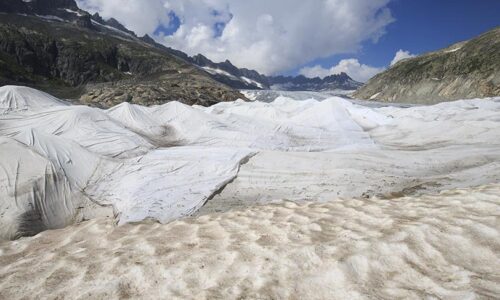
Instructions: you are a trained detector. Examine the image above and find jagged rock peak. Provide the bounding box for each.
[89,12,136,36]
[192,54,212,65]
[140,34,156,45]
[91,12,106,24]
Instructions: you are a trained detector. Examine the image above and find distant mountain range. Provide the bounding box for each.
[354,27,500,104]
[144,42,362,91]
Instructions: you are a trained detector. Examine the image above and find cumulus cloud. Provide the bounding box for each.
[390,49,416,66]
[300,59,386,83]
[76,0,394,75]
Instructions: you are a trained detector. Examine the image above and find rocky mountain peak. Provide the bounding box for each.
[192,54,212,65]
[105,17,135,35]
[140,34,156,45]
[91,12,106,23]
[89,12,136,36]
[323,72,351,83]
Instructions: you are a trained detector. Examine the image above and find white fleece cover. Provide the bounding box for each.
[1,86,500,240]
[0,86,254,239]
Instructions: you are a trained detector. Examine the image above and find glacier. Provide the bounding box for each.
[1,85,500,239]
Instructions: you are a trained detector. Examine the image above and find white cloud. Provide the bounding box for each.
[76,0,394,75]
[390,49,416,66]
[299,48,419,82]
[300,59,386,83]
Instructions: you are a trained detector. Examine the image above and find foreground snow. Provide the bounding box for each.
[1,183,499,299]
[1,86,500,239]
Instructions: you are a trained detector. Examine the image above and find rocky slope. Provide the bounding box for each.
[354,27,500,104]
[0,0,244,107]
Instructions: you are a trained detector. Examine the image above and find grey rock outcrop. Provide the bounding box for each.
[0,6,244,106]
[354,27,500,104]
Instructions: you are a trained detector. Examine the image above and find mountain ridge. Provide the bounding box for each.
[1,0,362,105]
[136,35,363,91]
[122,22,363,91]
[354,27,500,104]
[0,0,244,107]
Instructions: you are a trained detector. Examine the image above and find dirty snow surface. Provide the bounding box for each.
[1,183,499,299]
[0,86,500,298]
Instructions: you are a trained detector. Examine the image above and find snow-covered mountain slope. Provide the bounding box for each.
[1,85,500,239]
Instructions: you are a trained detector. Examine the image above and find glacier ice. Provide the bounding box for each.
[1,85,500,239]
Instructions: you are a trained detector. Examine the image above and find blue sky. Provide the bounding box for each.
[291,0,500,76]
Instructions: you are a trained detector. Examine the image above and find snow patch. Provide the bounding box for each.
[445,46,462,53]
[240,76,264,88]
[35,14,65,22]
[63,9,85,17]
[202,66,238,79]
[370,92,381,99]
[90,20,135,38]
